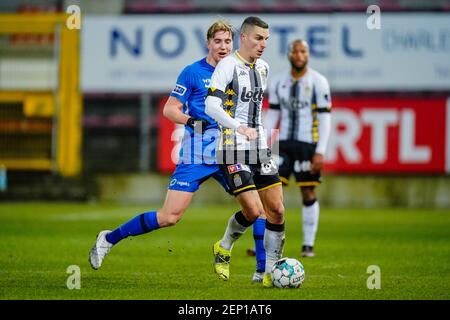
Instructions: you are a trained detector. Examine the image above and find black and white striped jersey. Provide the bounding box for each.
[208,51,269,152]
[268,68,331,143]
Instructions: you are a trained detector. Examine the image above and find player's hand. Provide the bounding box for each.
[186,117,210,132]
[237,125,257,141]
[310,153,324,175]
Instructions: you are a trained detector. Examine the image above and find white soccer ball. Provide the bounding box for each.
[271,257,305,288]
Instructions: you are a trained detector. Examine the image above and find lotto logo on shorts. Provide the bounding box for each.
[172,84,187,96]
[227,164,250,174]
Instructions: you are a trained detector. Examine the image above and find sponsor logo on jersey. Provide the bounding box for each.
[281,97,309,110]
[203,79,211,88]
[239,70,248,77]
[294,160,311,173]
[227,163,250,174]
[172,84,187,96]
[170,178,190,187]
[241,87,264,103]
[261,159,278,175]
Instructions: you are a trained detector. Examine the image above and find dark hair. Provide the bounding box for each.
[240,16,269,34]
[288,39,309,53]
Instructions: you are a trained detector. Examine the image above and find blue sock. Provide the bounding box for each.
[105,211,160,245]
[253,217,266,273]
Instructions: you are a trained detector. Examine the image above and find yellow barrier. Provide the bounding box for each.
[0,14,82,177]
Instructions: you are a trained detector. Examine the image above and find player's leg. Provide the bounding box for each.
[300,186,319,257]
[107,190,194,243]
[258,183,285,287]
[89,190,194,270]
[294,141,321,257]
[221,190,264,250]
[212,164,264,280]
[213,189,264,280]
[212,167,263,252]
[249,145,292,280]
[250,213,266,282]
[89,163,206,270]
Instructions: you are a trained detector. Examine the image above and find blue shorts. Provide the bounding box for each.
[168,164,231,193]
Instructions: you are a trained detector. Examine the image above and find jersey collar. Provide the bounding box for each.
[234,51,255,69]
[202,57,215,71]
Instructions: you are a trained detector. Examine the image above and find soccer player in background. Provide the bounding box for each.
[205,16,285,287]
[88,20,236,270]
[263,39,332,258]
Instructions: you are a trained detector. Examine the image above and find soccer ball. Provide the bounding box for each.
[271,257,305,288]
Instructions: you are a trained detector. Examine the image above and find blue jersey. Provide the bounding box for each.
[170,57,219,165]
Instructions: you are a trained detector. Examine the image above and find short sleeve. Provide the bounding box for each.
[269,77,280,110]
[316,76,332,111]
[209,58,233,93]
[170,65,193,105]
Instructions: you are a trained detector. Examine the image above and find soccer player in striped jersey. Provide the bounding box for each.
[264,39,332,258]
[88,20,237,270]
[205,16,285,287]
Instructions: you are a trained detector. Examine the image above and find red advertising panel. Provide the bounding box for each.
[325,97,447,173]
[157,97,177,173]
[158,97,449,174]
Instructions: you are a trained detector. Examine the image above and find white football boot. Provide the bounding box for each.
[89,230,113,270]
[251,271,264,283]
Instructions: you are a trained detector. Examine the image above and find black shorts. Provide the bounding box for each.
[219,160,281,196]
[278,140,321,187]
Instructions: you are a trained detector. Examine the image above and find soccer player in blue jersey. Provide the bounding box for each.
[89,20,235,270]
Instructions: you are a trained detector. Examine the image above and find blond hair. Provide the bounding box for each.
[207,19,234,40]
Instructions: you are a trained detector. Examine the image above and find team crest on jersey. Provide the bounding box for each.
[258,68,267,79]
[172,84,187,96]
[233,174,243,187]
[305,86,311,95]
[227,163,250,174]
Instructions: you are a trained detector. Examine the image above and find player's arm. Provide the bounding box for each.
[205,94,257,140]
[163,96,208,131]
[311,77,332,174]
[205,61,256,140]
[163,96,190,125]
[263,77,281,146]
[166,66,209,131]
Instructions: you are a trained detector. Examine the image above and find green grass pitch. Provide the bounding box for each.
[0,203,449,300]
